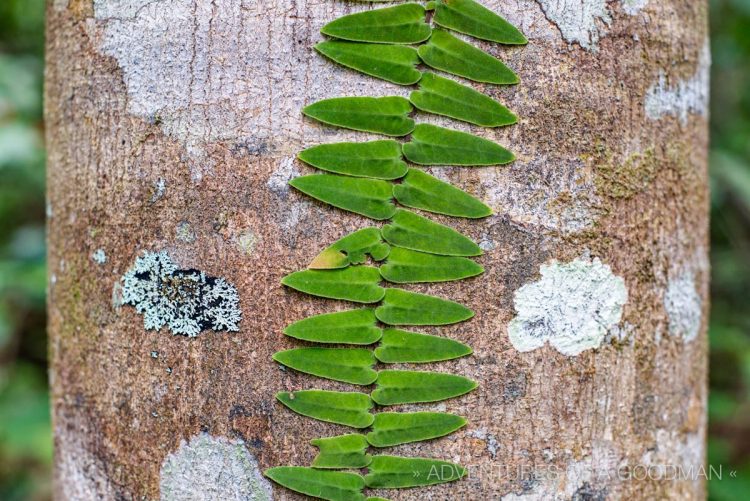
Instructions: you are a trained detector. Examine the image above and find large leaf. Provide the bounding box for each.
[303,96,415,136]
[381,209,482,256]
[273,348,378,385]
[392,168,492,218]
[379,246,483,283]
[402,123,514,166]
[310,228,391,269]
[409,72,516,127]
[374,328,472,363]
[276,390,374,428]
[366,411,467,447]
[282,266,385,303]
[298,141,408,180]
[371,370,478,404]
[321,4,431,44]
[418,30,518,84]
[364,456,467,488]
[289,174,397,220]
[284,309,383,345]
[375,288,474,325]
[432,0,527,44]
[265,466,366,501]
[311,434,373,469]
[316,41,422,85]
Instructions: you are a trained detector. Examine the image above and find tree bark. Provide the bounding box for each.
[46,0,709,499]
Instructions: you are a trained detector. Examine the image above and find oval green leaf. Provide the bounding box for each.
[392,168,492,218]
[273,348,378,385]
[316,41,422,85]
[381,209,482,256]
[364,456,467,488]
[310,228,391,269]
[374,288,474,325]
[321,4,431,44]
[289,174,397,220]
[372,369,477,405]
[379,246,483,283]
[311,434,373,469]
[298,140,408,180]
[367,411,467,447]
[265,466,366,501]
[276,390,375,428]
[282,266,385,303]
[303,96,415,136]
[374,328,472,363]
[402,123,514,166]
[433,0,527,44]
[284,309,383,345]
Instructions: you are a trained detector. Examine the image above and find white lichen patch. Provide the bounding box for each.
[620,0,648,15]
[536,0,612,51]
[121,251,241,337]
[267,156,299,197]
[663,272,702,342]
[468,429,500,459]
[91,248,107,265]
[160,433,272,501]
[508,258,628,356]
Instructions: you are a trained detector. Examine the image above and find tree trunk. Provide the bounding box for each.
[46,0,709,499]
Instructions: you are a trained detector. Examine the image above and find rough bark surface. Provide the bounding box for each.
[46,0,709,499]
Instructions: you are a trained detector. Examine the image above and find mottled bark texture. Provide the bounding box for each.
[46,0,709,499]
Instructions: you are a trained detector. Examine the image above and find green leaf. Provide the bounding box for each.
[375,288,474,325]
[409,73,516,127]
[372,370,478,405]
[303,96,415,136]
[374,328,472,363]
[418,30,518,84]
[321,4,431,44]
[289,174,397,220]
[310,228,391,269]
[379,246,483,283]
[276,390,374,428]
[282,266,385,303]
[402,123,514,166]
[433,0,527,44]
[315,41,422,86]
[381,209,482,256]
[273,348,378,385]
[311,434,373,469]
[265,466,366,501]
[367,412,467,447]
[392,168,492,218]
[298,141,408,180]
[284,309,383,345]
[364,456,467,488]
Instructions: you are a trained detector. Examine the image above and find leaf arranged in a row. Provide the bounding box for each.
[374,328,472,363]
[375,288,473,326]
[372,369,478,405]
[284,308,383,345]
[392,168,492,218]
[274,348,378,385]
[432,0,528,45]
[403,123,514,166]
[276,390,374,428]
[265,466,365,501]
[311,434,373,469]
[310,227,391,269]
[409,72,516,127]
[316,41,422,86]
[379,246,483,283]
[299,140,408,180]
[282,266,385,303]
[367,411,467,447]
[382,209,482,257]
[364,456,467,488]
[418,30,518,85]
[303,96,415,136]
[321,3,431,45]
[290,175,397,220]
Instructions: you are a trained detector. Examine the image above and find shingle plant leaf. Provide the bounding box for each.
[392,168,492,218]
[379,246,483,283]
[311,434,373,469]
[276,390,375,428]
[418,30,518,84]
[366,412,467,447]
[409,72,516,127]
[371,370,478,405]
[374,328,472,363]
[364,456,467,488]
[290,175,397,220]
[381,209,482,257]
[402,123,514,166]
[375,288,474,325]
[265,466,366,501]
[274,348,378,385]
[282,266,385,303]
[303,96,415,136]
[316,41,422,86]
[321,3,431,45]
[432,0,527,44]
[284,309,383,345]
[310,228,391,270]
[299,140,408,180]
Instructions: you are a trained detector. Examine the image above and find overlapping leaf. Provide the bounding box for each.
[284,309,383,345]
[310,228,391,269]
[282,266,385,303]
[392,168,492,218]
[372,370,477,404]
[311,434,373,469]
[303,96,415,136]
[321,4,431,44]
[265,466,366,501]
[367,412,467,447]
[432,0,527,44]
[374,328,472,363]
[402,123,514,166]
[375,288,474,325]
[379,246,483,283]
[381,209,482,256]
[290,174,397,220]
[316,41,422,85]
[364,456,467,488]
[273,348,378,385]
[276,390,374,428]
[299,140,408,180]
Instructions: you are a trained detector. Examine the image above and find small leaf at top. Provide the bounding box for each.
[265,466,366,501]
[298,140,408,180]
[364,456,467,488]
[276,390,375,428]
[284,309,383,345]
[402,123,514,166]
[366,411,467,447]
[372,369,478,405]
[321,4,431,44]
[374,328,472,363]
[379,246,483,283]
[433,0,527,44]
[273,348,378,385]
[282,266,385,303]
[316,41,422,86]
[392,168,492,218]
[310,228,391,269]
[375,288,474,326]
[303,96,415,136]
[311,434,373,469]
[290,174,397,220]
[381,209,482,256]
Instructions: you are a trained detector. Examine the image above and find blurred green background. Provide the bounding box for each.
[0,1,747,499]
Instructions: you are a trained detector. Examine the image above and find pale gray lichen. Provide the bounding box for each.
[536,0,611,51]
[91,248,107,265]
[121,251,241,337]
[663,272,702,342]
